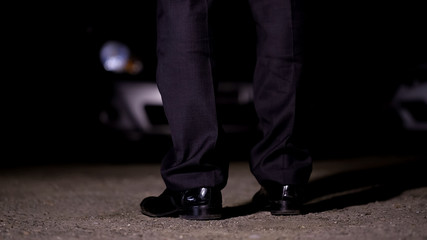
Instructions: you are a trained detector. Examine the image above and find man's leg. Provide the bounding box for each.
[140,0,225,220]
[156,0,227,192]
[248,0,312,214]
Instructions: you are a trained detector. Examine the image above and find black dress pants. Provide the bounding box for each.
[156,0,312,191]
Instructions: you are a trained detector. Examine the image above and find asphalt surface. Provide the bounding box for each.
[1,153,426,240]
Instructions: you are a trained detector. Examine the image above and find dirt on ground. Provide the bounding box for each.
[1,154,426,240]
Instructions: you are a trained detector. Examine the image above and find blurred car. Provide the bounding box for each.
[392,79,427,131]
[99,79,257,141]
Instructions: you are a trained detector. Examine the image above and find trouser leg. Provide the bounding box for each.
[156,0,227,191]
[248,0,312,186]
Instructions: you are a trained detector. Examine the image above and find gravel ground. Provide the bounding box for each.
[1,154,426,240]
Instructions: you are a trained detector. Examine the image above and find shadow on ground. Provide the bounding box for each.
[304,157,427,213]
[221,156,427,219]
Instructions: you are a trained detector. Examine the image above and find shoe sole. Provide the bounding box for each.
[179,205,222,220]
[270,209,301,215]
[140,208,179,218]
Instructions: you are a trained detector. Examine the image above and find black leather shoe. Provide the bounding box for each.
[252,184,304,215]
[140,187,222,220]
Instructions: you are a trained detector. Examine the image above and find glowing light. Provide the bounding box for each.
[100,40,143,75]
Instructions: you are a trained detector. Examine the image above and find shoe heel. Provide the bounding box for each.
[180,205,222,220]
[270,200,301,215]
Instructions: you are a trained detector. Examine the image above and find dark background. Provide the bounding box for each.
[6,1,426,165]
